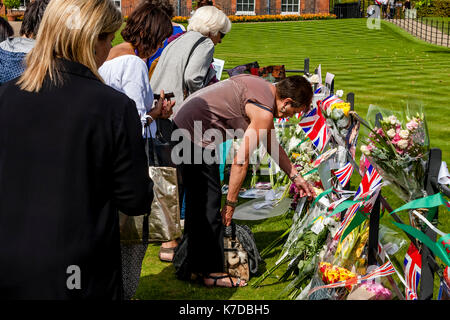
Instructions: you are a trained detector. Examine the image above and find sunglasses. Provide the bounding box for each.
[219,32,226,39]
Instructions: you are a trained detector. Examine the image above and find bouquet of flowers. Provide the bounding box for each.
[324,101,352,139]
[272,123,321,198]
[319,262,356,287]
[359,105,429,202]
[252,201,331,299]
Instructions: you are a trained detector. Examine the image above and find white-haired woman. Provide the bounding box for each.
[149,5,231,262]
[0,0,153,299]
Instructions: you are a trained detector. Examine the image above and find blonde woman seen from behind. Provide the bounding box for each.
[0,0,153,299]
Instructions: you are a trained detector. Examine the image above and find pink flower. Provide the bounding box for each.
[392,134,401,144]
[406,120,419,131]
[375,128,384,137]
[362,283,392,300]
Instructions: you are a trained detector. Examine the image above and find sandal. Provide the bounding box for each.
[158,246,176,262]
[204,274,247,288]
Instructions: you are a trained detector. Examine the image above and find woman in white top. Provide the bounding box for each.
[99,2,175,136]
[98,2,175,299]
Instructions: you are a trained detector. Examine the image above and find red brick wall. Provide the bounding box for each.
[317,0,329,13]
[119,0,329,16]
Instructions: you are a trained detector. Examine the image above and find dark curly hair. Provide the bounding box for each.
[276,76,313,112]
[0,17,14,42]
[19,0,51,38]
[121,2,172,58]
[139,0,175,18]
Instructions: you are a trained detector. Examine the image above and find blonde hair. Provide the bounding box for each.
[187,6,231,37]
[18,0,123,92]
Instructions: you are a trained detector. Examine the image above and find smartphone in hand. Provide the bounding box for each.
[154,92,174,100]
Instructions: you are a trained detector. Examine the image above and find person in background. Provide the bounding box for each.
[190,0,214,15]
[0,0,50,84]
[151,5,231,117]
[0,17,14,43]
[173,75,317,287]
[98,1,175,299]
[0,0,153,299]
[143,0,186,78]
[388,0,395,18]
[149,5,231,263]
[100,2,174,139]
[403,0,411,18]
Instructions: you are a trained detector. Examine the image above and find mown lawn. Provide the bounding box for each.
[113,18,450,300]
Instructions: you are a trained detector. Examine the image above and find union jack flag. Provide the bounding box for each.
[404,243,422,300]
[298,106,330,152]
[334,162,354,188]
[320,95,344,111]
[333,202,361,241]
[276,117,289,123]
[333,164,382,241]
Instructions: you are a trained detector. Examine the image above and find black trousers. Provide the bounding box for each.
[179,142,224,275]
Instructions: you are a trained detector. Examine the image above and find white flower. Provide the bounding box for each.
[360,145,371,156]
[387,129,396,138]
[336,90,344,98]
[288,137,302,152]
[309,74,319,83]
[387,115,398,125]
[397,139,409,149]
[399,130,409,139]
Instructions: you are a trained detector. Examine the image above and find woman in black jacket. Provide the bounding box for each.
[0,0,153,300]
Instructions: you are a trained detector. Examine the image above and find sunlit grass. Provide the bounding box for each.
[113,19,450,300]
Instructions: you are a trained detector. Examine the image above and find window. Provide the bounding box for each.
[236,0,255,15]
[19,0,30,10]
[281,0,300,14]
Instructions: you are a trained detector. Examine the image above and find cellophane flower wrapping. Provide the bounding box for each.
[360,104,430,202]
[274,123,321,209]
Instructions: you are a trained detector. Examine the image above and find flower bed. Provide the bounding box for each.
[171,13,336,24]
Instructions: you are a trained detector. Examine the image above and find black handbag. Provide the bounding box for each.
[147,118,175,168]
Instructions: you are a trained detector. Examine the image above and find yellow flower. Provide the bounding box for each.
[331,102,351,116]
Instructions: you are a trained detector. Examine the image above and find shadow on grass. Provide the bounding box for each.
[134,264,239,300]
[424,50,450,54]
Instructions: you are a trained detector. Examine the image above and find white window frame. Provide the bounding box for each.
[235,0,256,15]
[281,0,300,15]
[18,0,28,11]
[113,0,122,11]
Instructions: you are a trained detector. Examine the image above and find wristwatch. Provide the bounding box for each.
[289,171,302,182]
[225,199,238,208]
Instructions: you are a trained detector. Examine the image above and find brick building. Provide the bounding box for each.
[1,0,330,18]
[1,0,30,17]
[120,0,330,17]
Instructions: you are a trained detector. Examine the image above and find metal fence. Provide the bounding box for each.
[330,0,369,19]
[386,16,450,48]
[332,2,363,19]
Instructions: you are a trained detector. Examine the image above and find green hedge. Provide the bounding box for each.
[413,0,450,17]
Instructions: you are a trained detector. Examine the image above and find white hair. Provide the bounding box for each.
[187,6,231,36]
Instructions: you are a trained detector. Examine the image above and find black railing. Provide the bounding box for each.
[332,2,363,19]
[386,15,450,48]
